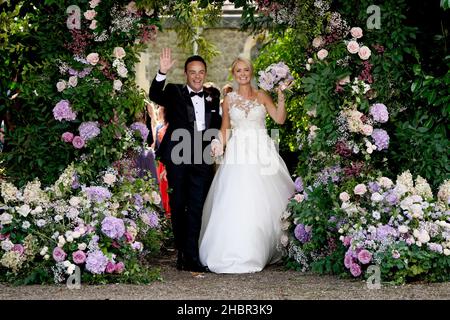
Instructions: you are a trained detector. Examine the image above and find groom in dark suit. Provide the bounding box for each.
[149,48,221,272]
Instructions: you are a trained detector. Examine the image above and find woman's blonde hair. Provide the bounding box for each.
[230,56,254,76]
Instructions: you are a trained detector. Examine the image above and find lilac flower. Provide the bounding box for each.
[101,216,125,239]
[85,250,108,274]
[52,247,67,262]
[371,129,389,150]
[83,186,111,203]
[368,182,380,193]
[79,121,100,141]
[370,103,389,123]
[294,177,304,192]
[53,100,77,121]
[130,122,149,142]
[357,249,372,264]
[294,224,312,243]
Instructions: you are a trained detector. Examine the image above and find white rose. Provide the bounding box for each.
[117,65,128,78]
[31,206,43,215]
[338,228,344,234]
[398,225,409,234]
[56,81,66,92]
[113,79,123,91]
[86,53,99,65]
[103,173,117,185]
[354,184,367,195]
[358,46,372,60]
[0,213,13,225]
[17,204,31,217]
[305,63,311,71]
[444,249,450,256]
[66,236,74,243]
[371,192,383,202]
[347,40,360,54]
[67,264,76,275]
[317,49,328,60]
[22,221,31,229]
[44,254,50,260]
[151,191,161,205]
[72,231,81,239]
[68,76,78,87]
[78,243,87,251]
[113,47,126,59]
[378,177,393,188]
[1,240,14,251]
[339,192,350,202]
[63,260,71,268]
[69,196,81,207]
[307,58,314,64]
[350,27,363,39]
[40,246,48,256]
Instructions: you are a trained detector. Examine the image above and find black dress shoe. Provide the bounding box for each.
[176,252,185,270]
[183,261,210,273]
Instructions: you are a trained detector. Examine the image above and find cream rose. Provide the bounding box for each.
[317,49,328,60]
[86,52,99,65]
[354,184,367,195]
[113,47,126,59]
[117,65,128,78]
[68,76,78,87]
[350,27,363,39]
[339,192,350,202]
[56,80,67,92]
[312,36,323,48]
[347,40,360,54]
[358,46,372,60]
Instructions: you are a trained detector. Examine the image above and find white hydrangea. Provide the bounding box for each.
[1,182,20,203]
[414,176,433,199]
[396,170,414,193]
[437,180,450,205]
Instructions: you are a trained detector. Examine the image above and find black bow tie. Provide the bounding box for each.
[189,91,204,98]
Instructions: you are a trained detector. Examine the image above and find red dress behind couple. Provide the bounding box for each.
[156,123,171,217]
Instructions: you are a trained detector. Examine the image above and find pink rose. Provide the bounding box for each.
[124,231,134,243]
[317,49,328,60]
[350,27,363,39]
[312,36,323,48]
[89,20,97,30]
[72,250,87,264]
[84,10,97,20]
[106,261,116,273]
[113,47,126,59]
[86,53,99,65]
[344,254,353,269]
[52,247,67,262]
[357,249,372,264]
[115,261,125,273]
[72,136,85,149]
[294,194,304,203]
[12,244,24,255]
[350,263,362,277]
[339,192,350,202]
[62,132,74,143]
[354,184,367,195]
[358,46,371,60]
[347,40,360,54]
[113,79,123,91]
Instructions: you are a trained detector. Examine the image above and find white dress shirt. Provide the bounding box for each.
[155,73,205,131]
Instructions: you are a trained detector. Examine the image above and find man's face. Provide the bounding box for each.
[185,61,206,92]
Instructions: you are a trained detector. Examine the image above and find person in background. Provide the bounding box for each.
[154,105,171,217]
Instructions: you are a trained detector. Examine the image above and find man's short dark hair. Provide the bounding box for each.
[184,55,207,72]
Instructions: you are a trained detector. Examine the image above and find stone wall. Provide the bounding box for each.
[135,27,256,96]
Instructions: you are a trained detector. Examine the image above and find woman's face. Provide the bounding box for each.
[233,61,252,86]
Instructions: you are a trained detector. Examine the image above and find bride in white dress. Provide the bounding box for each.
[199,57,295,273]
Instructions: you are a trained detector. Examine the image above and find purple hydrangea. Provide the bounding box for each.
[376,225,398,241]
[294,224,312,243]
[294,177,304,192]
[370,103,389,123]
[130,122,149,142]
[101,216,125,239]
[53,100,77,121]
[79,121,100,141]
[371,129,389,150]
[85,250,109,274]
[368,181,380,193]
[385,191,398,205]
[83,186,111,203]
[427,243,443,254]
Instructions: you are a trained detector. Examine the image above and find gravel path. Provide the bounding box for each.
[1,252,449,300]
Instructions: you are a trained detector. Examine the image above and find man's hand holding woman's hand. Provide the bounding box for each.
[210,139,224,157]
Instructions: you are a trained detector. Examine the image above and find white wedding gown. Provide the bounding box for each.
[199,92,295,273]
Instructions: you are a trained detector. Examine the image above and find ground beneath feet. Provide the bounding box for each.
[1,251,449,300]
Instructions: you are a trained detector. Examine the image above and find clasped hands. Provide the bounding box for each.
[210,139,223,157]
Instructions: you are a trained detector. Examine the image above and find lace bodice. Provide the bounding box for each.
[228,92,266,130]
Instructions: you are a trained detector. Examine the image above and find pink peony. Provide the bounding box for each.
[62,132,74,143]
[347,40,360,54]
[52,247,67,262]
[358,46,372,60]
[72,136,85,149]
[350,27,363,39]
[86,53,99,65]
[72,250,87,264]
[350,263,362,277]
[317,49,328,60]
[344,254,353,269]
[115,261,125,273]
[105,261,116,273]
[357,249,372,264]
